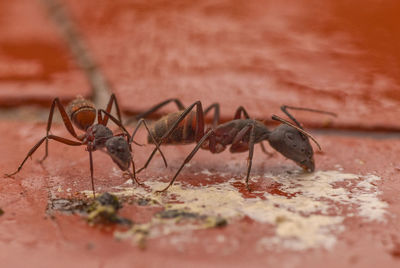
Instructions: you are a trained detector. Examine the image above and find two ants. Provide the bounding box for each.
[5,95,336,196]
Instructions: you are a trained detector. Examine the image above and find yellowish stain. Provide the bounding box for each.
[96,170,388,251]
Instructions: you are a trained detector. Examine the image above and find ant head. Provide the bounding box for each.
[268,124,314,172]
[67,96,96,130]
[105,136,132,171]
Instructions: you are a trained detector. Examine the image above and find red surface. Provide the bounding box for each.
[1,121,400,267]
[0,0,90,107]
[1,1,400,267]
[64,0,400,130]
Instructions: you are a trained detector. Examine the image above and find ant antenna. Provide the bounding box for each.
[281,105,337,128]
[271,115,322,151]
[282,106,337,117]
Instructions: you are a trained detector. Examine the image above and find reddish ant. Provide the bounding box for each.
[133,100,336,192]
[5,94,166,197]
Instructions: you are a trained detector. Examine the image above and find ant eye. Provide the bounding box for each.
[285,132,294,140]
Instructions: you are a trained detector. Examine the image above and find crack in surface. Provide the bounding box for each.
[39,0,111,108]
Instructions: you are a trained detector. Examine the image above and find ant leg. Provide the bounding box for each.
[97,94,146,146]
[156,129,215,193]
[260,143,274,157]
[137,150,157,174]
[98,109,132,142]
[233,106,272,157]
[281,105,337,129]
[88,149,96,198]
[126,98,186,125]
[204,103,220,128]
[98,93,123,126]
[129,119,168,168]
[132,160,136,181]
[114,132,143,147]
[5,135,82,177]
[128,160,143,185]
[137,101,205,173]
[128,171,143,186]
[246,122,256,191]
[40,98,80,163]
[234,106,250,120]
[98,110,166,182]
[98,109,144,156]
[229,122,256,191]
[122,160,143,186]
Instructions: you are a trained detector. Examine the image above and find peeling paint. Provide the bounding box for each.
[105,170,388,251]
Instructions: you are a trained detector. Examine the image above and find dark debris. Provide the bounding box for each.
[157,209,201,219]
[47,198,89,215]
[47,192,132,226]
[137,198,151,206]
[87,193,132,225]
[156,209,227,228]
[95,192,122,210]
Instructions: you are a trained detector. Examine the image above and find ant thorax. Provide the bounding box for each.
[85,124,113,150]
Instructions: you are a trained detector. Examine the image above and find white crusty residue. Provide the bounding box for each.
[109,170,388,251]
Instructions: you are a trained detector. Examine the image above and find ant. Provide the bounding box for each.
[126,98,221,172]
[5,94,166,197]
[133,100,336,192]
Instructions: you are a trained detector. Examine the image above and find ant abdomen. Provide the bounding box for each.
[148,111,198,145]
[66,96,96,130]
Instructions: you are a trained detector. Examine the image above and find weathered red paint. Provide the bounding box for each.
[64,0,400,130]
[1,121,400,267]
[1,0,400,267]
[0,0,90,107]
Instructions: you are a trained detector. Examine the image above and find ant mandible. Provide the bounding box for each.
[5,94,167,197]
[133,100,336,192]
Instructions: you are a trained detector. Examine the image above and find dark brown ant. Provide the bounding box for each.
[5,94,166,197]
[134,100,336,192]
[127,98,221,171]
